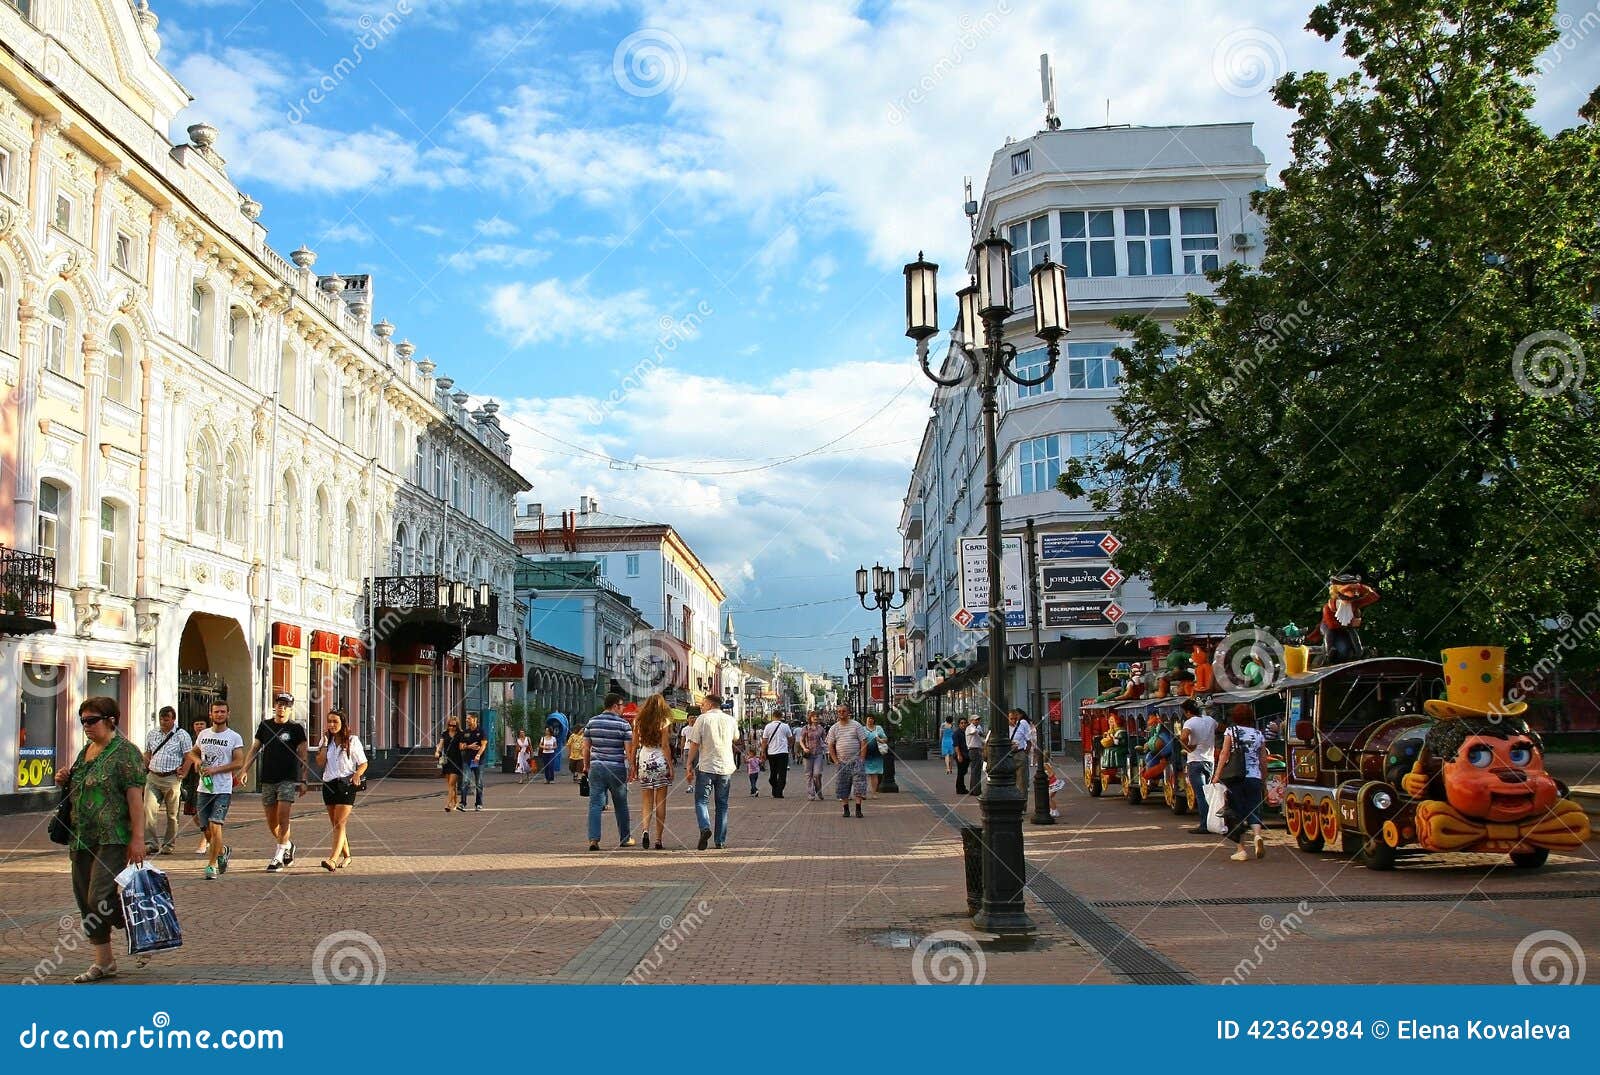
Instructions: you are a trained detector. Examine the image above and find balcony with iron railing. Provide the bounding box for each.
[367,574,499,652]
[0,545,55,637]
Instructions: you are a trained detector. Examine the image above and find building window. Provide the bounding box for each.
[393,523,409,574]
[1180,206,1220,274]
[188,284,205,352]
[596,556,607,577]
[44,292,70,374]
[468,474,479,520]
[1007,214,1050,293]
[279,346,298,410]
[451,464,461,508]
[345,500,360,579]
[0,147,11,193]
[225,308,250,380]
[98,500,123,591]
[1061,210,1116,278]
[626,554,640,577]
[20,664,60,789]
[1013,435,1060,495]
[1013,347,1054,399]
[1063,431,1116,493]
[223,447,246,543]
[1124,208,1174,276]
[191,436,218,535]
[314,486,331,571]
[105,327,133,406]
[113,231,135,275]
[432,449,444,497]
[37,480,64,571]
[341,388,359,447]
[52,192,72,233]
[1010,149,1031,176]
[1065,342,1121,390]
[413,439,424,485]
[281,474,300,561]
[312,370,332,429]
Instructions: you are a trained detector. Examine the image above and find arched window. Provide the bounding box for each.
[227,307,251,381]
[312,369,332,430]
[281,473,300,561]
[391,420,405,473]
[98,498,129,592]
[223,445,246,543]
[345,500,360,579]
[280,345,299,410]
[105,327,134,406]
[44,292,71,374]
[313,485,331,571]
[0,267,10,350]
[393,522,409,574]
[341,387,358,447]
[191,433,219,535]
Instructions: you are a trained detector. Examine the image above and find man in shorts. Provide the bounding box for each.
[237,692,308,870]
[826,705,869,818]
[190,700,244,880]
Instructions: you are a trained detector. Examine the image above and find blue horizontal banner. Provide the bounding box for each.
[2,986,1591,1069]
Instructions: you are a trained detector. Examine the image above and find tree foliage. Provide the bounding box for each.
[1060,0,1600,664]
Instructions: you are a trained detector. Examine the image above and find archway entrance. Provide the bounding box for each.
[177,612,254,736]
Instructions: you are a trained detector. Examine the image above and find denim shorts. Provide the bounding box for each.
[196,792,232,828]
[260,780,300,806]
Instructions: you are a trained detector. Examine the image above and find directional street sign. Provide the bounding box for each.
[1043,600,1126,628]
[1041,562,1123,595]
[1039,531,1122,561]
[957,536,1028,630]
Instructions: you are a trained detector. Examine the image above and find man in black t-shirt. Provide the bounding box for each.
[237,692,309,870]
[457,713,488,811]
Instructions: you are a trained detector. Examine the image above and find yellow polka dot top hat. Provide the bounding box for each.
[1424,645,1528,720]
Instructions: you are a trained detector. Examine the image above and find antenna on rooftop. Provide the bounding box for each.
[963,176,979,239]
[1041,53,1061,131]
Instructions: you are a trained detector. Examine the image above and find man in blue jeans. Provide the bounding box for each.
[457,713,488,811]
[1179,698,1218,834]
[686,693,740,850]
[583,693,635,851]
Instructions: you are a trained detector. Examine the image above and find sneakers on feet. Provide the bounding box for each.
[697,828,712,850]
[620,837,636,848]
[266,858,282,872]
[283,841,295,866]
[1230,848,1250,862]
[474,805,483,812]
[1254,834,1266,860]
[203,865,217,880]
[218,845,231,874]
[588,841,600,852]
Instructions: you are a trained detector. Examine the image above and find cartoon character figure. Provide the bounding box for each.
[1157,645,1193,699]
[1097,662,1147,703]
[1402,647,1589,859]
[1098,715,1127,771]
[1188,642,1214,695]
[1140,714,1175,781]
[1307,574,1379,664]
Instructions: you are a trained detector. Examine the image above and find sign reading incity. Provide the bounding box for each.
[1039,531,1122,561]
[957,536,1028,630]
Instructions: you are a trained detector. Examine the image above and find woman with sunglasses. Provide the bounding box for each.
[55,696,147,982]
[433,715,465,812]
[316,709,367,870]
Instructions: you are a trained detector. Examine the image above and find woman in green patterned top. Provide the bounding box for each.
[54,696,146,982]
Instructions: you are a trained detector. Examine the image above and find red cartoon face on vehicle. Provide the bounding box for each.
[1440,732,1560,823]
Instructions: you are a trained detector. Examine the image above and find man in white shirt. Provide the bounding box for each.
[142,706,193,855]
[189,700,244,880]
[1179,698,1219,834]
[686,694,741,850]
[1007,709,1035,789]
[760,713,796,799]
[963,717,986,794]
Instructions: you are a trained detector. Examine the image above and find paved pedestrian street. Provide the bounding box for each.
[0,762,1594,985]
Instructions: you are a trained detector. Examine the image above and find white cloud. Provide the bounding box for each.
[170,47,466,194]
[475,216,519,237]
[494,358,927,600]
[316,219,374,244]
[487,278,658,346]
[442,243,549,271]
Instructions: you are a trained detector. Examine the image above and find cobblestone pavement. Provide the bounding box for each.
[0,760,1593,985]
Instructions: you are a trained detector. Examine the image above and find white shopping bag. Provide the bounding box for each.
[1203,783,1228,835]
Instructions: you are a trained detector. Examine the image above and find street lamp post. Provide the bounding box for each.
[904,236,1068,936]
[1026,517,1053,825]
[856,563,910,793]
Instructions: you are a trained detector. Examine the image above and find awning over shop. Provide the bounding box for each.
[271,622,302,657]
[487,662,522,680]
[340,636,366,663]
[309,630,341,661]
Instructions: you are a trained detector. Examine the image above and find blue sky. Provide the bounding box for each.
[153,0,1600,671]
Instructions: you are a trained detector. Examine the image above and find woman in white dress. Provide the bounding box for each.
[515,730,533,783]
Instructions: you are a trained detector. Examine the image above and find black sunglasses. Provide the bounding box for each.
[79,715,107,728]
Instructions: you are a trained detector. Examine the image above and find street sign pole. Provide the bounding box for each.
[1027,519,1053,825]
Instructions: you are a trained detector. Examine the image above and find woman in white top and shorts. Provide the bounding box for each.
[316,709,367,871]
[634,695,675,849]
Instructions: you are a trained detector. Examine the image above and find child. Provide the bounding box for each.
[1046,761,1066,818]
[746,747,762,796]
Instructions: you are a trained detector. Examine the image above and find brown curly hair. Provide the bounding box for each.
[637,694,672,749]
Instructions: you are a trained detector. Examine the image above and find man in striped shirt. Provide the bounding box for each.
[826,705,869,818]
[583,693,636,851]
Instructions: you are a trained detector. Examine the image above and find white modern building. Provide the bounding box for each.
[0,0,532,809]
[512,497,726,701]
[904,122,1268,740]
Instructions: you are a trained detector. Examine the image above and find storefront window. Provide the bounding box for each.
[86,668,124,711]
[19,664,62,791]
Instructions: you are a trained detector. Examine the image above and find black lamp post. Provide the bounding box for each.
[904,235,1068,936]
[856,562,910,792]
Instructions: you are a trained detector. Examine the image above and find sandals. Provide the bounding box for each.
[321,859,337,871]
[322,855,353,871]
[73,963,118,983]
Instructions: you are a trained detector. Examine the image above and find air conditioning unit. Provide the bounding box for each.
[1230,231,1255,250]
[1174,619,1196,635]
[1114,621,1135,637]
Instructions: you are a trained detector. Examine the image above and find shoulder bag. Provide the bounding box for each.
[144,729,179,773]
[1219,728,1247,783]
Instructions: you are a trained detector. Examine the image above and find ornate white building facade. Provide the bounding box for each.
[0,0,529,808]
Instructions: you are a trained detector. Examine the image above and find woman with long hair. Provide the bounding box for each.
[634,695,675,849]
[434,715,464,812]
[316,709,367,870]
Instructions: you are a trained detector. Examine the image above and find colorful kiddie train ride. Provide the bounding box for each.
[1283,646,1590,869]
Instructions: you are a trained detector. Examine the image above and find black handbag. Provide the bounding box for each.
[1219,728,1248,783]
[47,777,73,845]
[578,773,590,797]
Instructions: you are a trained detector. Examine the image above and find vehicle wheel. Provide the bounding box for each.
[1360,836,1397,871]
[1085,757,1100,797]
[1088,773,1103,797]
[1339,829,1366,857]
[1124,778,1143,805]
[1295,832,1325,854]
[1168,769,1189,815]
[1510,848,1550,869]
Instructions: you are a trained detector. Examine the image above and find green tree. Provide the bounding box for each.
[1061,0,1600,665]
